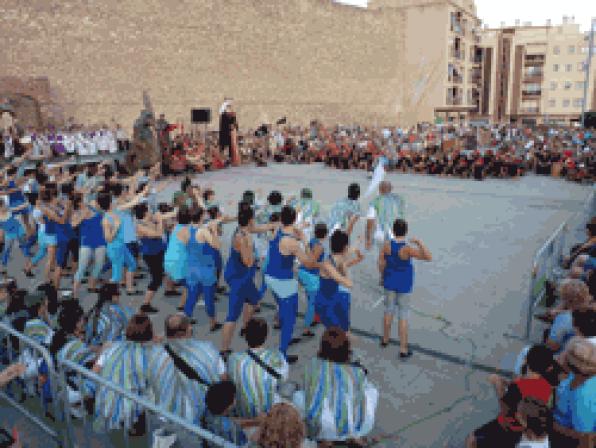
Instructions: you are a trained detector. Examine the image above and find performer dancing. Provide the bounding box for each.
[264,206,317,364]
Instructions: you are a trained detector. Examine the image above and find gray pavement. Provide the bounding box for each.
[1,163,591,447]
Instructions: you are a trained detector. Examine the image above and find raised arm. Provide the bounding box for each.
[321,259,353,289]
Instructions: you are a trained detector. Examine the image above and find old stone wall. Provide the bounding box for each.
[0,0,424,132]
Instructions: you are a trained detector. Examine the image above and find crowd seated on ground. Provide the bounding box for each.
[3,121,595,185]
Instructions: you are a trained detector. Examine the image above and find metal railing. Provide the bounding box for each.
[0,321,63,446]
[525,187,596,340]
[57,359,239,448]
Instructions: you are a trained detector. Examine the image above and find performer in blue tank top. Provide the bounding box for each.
[264,205,318,364]
[316,229,364,334]
[220,207,275,356]
[297,222,328,337]
[379,218,432,359]
[180,207,222,331]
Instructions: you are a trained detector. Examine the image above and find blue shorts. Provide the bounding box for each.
[316,290,351,331]
[226,279,260,322]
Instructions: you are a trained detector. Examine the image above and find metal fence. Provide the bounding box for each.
[0,321,63,445]
[57,359,239,448]
[525,186,596,340]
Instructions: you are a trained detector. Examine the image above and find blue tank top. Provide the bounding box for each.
[318,256,340,298]
[187,226,202,267]
[0,214,23,238]
[140,237,165,256]
[224,228,252,283]
[164,224,187,264]
[301,237,324,276]
[8,180,25,207]
[80,209,106,249]
[265,229,296,280]
[116,210,136,244]
[105,213,124,247]
[383,240,414,293]
[43,206,60,236]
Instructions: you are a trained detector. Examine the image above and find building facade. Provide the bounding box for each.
[477,17,596,126]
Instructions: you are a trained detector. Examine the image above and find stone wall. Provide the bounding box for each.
[0,0,445,132]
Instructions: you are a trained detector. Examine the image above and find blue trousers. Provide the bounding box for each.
[185,281,216,318]
[272,292,299,357]
[304,290,317,329]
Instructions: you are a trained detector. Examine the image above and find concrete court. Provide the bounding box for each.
[0,162,591,448]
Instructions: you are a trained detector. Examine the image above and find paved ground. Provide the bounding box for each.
[0,163,591,447]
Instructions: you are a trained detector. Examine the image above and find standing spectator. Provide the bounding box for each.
[227,318,288,419]
[379,219,432,357]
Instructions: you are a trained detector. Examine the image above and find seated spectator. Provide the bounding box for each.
[562,217,596,269]
[295,327,378,446]
[49,300,98,415]
[545,280,591,354]
[466,345,555,448]
[85,283,133,346]
[515,397,552,448]
[93,313,158,435]
[227,318,289,419]
[249,402,312,448]
[149,314,225,425]
[203,380,248,447]
[552,337,596,448]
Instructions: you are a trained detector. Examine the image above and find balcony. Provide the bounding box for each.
[450,47,463,60]
[449,73,464,84]
[524,54,545,66]
[523,68,543,82]
[446,95,463,106]
[522,89,542,97]
[520,107,540,114]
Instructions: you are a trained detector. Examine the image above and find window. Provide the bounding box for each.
[573,98,584,107]
[550,81,557,90]
[548,99,556,107]
[563,99,570,107]
[564,81,572,90]
[576,81,585,90]
[568,45,575,54]
[565,64,572,72]
[578,62,586,71]
[553,64,559,72]
[553,45,560,54]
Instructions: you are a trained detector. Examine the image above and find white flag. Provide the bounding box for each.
[364,157,387,200]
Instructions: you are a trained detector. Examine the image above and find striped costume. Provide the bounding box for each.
[94,341,157,430]
[202,412,247,447]
[23,318,54,346]
[369,193,406,241]
[148,339,224,425]
[227,348,289,419]
[302,358,377,441]
[22,318,54,381]
[57,337,97,396]
[327,198,361,232]
[86,303,134,346]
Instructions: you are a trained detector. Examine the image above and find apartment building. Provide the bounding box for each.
[369,0,483,125]
[477,17,596,126]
